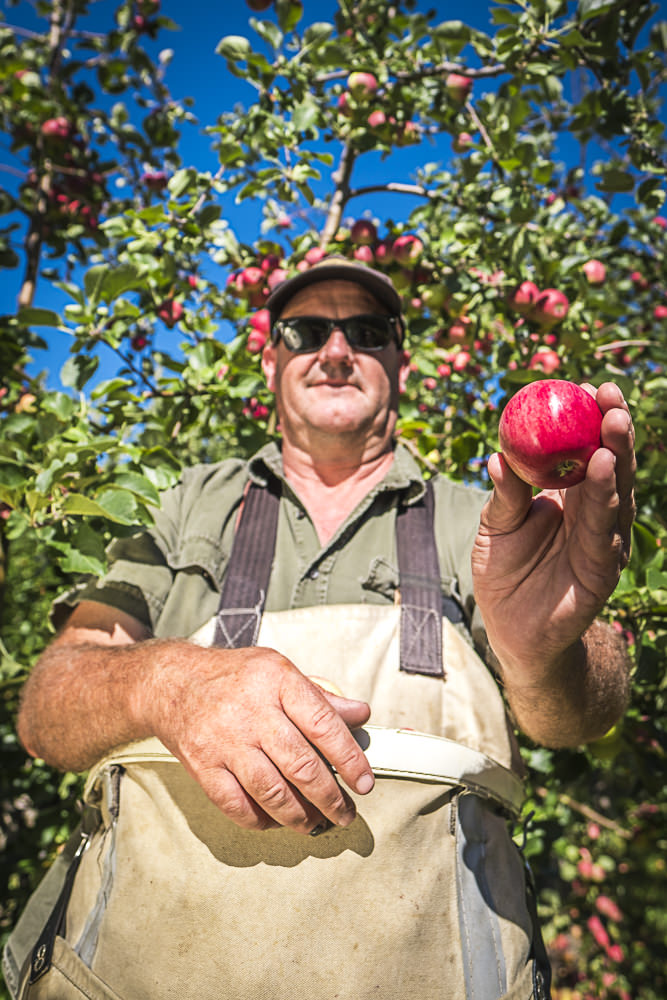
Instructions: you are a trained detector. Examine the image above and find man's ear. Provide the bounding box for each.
[261,341,277,392]
[398,349,411,394]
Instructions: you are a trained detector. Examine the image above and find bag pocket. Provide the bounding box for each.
[18,936,123,1000]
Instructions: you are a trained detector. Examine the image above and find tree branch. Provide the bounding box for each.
[320,140,356,245]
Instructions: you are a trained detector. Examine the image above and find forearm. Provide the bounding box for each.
[17,638,196,772]
[494,619,631,748]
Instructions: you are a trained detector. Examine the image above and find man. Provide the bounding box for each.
[12,258,634,999]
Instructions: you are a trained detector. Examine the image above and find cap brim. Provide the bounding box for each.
[265,258,405,341]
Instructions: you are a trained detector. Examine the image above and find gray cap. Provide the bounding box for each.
[266,256,406,340]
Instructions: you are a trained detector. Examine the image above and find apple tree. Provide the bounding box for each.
[1,1,666,997]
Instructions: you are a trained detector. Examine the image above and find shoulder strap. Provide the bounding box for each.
[214,476,445,678]
[396,480,444,677]
[213,480,280,648]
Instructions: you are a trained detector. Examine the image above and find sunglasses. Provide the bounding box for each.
[271,314,403,354]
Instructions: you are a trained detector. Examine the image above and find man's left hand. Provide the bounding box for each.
[472,381,636,673]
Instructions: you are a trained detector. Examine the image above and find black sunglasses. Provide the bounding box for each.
[271,314,403,354]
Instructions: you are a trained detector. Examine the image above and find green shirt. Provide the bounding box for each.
[54,442,489,652]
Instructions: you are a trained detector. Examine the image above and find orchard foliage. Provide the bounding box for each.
[1,1,666,997]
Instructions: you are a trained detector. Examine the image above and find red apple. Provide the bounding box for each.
[250,308,271,336]
[507,280,540,315]
[157,300,184,328]
[453,131,473,153]
[304,246,327,266]
[654,304,667,320]
[528,348,561,373]
[367,110,387,127]
[142,170,168,190]
[392,233,423,262]
[41,116,71,139]
[532,288,570,328]
[498,379,602,489]
[353,245,375,263]
[445,73,472,103]
[350,218,377,245]
[582,259,606,285]
[346,71,378,99]
[246,0,273,10]
[239,266,265,294]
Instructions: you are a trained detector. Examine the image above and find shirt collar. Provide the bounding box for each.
[248,440,426,504]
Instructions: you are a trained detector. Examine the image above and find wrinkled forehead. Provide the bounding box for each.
[278,279,390,319]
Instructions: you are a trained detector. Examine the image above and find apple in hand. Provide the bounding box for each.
[498,379,603,489]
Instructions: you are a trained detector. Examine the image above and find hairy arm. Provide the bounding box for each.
[17,600,374,835]
[489,618,630,747]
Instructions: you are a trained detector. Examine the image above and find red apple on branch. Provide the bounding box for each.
[582,259,606,285]
[445,73,472,103]
[532,288,570,328]
[350,218,377,245]
[498,379,603,489]
[347,72,378,100]
[392,233,423,262]
[507,280,540,315]
[41,116,72,139]
[157,299,184,328]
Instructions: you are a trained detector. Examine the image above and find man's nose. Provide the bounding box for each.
[317,326,353,362]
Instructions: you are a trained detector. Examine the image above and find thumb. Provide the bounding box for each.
[481,452,534,533]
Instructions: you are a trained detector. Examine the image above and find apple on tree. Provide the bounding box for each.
[507,280,540,315]
[582,259,606,285]
[157,299,184,328]
[350,218,378,245]
[498,379,603,489]
[531,288,570,328]
[445,73,472,103]
[346,72,378,100]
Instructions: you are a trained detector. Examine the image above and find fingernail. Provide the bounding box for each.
[309,821,331,837]
[355,772,374,795]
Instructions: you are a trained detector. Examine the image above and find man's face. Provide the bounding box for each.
[262,279,410,454]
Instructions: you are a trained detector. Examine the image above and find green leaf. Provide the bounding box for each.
[60,354,99,391]
[62,492,136,524]
[251,18,283,50]
[103,262,143,301]
[113,472,160,506]
[84,265,110,308]
[577,0,617,20]
[595,168,635,193]
[168,168,198,199]
[216,35,252,61]
[17,308,62,328]
[292,94,320,132]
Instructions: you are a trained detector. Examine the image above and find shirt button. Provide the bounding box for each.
[308,568,319,579]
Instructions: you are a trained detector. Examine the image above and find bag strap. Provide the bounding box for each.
[213,479,280,649]
[214,475,444,677]
[395,479,443,676]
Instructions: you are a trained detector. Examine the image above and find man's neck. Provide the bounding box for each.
[280,439,395,545]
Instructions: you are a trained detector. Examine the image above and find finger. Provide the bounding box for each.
[234,740,343,834]
[480,452,534,534]
[580,382,636,550]
[319,691,372,730]
[258,715,358,829]
[281,683,375,802]
[197,762,282,831]
[570,450,628,592]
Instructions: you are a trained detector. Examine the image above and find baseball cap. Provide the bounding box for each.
[265,256,406,342]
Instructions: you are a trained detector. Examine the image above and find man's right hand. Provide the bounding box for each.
[147,643,374,834]
[18,601,374,836]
